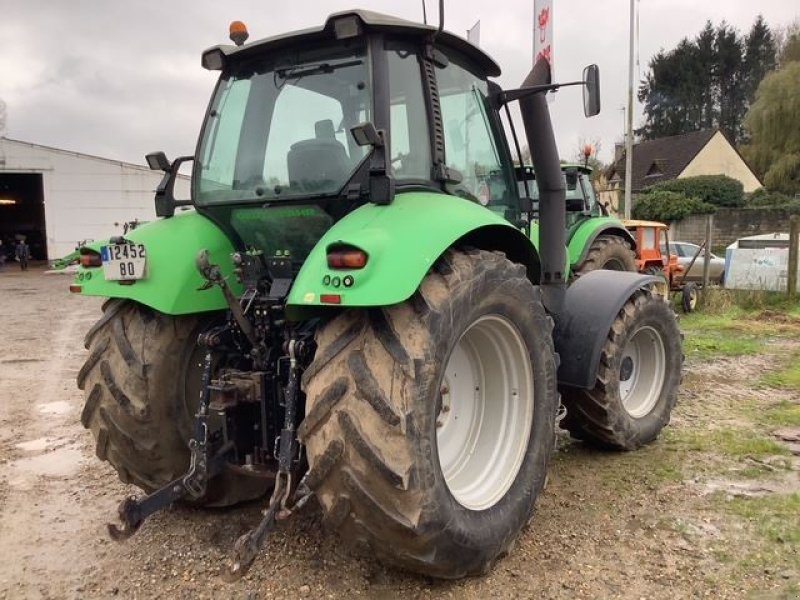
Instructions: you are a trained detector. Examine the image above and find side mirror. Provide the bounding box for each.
[350,121,394,205]
[146,151,171,172]
[582,64,601,117]
[154,155,194,218]
[350,122,384,148]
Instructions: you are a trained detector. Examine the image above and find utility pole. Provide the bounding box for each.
[623,0,635,220]
[789,215,799,297]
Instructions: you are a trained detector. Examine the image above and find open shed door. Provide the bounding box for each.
[0,173,47,260]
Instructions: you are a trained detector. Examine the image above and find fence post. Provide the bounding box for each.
[788,215,800,297]
[702,214,713,296]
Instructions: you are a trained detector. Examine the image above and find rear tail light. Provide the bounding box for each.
[327,246,368,270]
[320,294,342,304]
[80,251,102,268]
[69,285,82,294]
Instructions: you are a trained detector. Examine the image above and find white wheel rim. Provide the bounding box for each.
[436,315,534,511]
[618,325,666,418]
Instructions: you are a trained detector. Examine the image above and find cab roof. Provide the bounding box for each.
[622,219,669,230]
[202,9,501,77]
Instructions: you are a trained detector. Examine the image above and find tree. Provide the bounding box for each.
[638,42,705,139]
[696,22,718,130]
[776,21,800,65]
[714,23,746,141]
[742,62,800,195]
[741,16,777,141]
[638,18,777,145]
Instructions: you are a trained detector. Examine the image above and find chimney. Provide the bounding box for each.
[614,142,625,164]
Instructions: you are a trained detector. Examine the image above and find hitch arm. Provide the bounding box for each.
[107,442,232,540]
[107,349,226,540]
[225,339,307,579]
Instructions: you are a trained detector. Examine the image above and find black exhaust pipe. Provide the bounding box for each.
[519,59,566,315]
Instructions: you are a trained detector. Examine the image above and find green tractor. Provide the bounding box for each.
[518,163,637,277]
[73,10,682,579]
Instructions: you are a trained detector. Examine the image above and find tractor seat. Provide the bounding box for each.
[287,138,350,192]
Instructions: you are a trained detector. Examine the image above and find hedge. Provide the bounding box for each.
[632,190,716,222]
[643,175,745,208]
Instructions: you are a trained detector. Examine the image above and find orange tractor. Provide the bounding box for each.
[623,220,698,312]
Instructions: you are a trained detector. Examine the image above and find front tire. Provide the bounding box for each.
[78,300,269,506]
[560,289,682,450]
[300,249,558,578]
[572,234,637,278]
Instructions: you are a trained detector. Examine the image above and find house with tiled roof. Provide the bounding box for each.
[602,129,762,212]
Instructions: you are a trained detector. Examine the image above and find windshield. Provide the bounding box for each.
[194,44,371,204]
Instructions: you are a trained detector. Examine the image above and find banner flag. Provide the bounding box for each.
[467,20,481,46]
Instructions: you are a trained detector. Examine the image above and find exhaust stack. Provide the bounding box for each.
[519,59,566,315]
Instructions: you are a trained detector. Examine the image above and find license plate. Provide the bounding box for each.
[101,243,147,281]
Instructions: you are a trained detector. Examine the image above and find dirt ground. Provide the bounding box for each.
[1,268,798,599]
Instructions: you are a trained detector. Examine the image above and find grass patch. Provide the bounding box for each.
[665,428,790,458]
[753,400,800,428]
[680,306,800,359]
[684,335,762,359]
[700,288,800,315]
[761,354,800,393]
[681,312,763,358]
[725,493,800,545]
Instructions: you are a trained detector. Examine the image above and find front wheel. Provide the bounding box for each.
[300,249,558,578]
[572,234,637,278]
[560,289,682,450]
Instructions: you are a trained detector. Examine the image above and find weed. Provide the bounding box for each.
[665,428,790,458]
[695,288,800,315]
[725,493,800,545]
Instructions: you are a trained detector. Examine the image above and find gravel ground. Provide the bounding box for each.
[0,268,798,599]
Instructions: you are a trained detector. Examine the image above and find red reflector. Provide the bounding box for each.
[320,294,342,304]
[327,250,367,269]
[69,285,82,294]
[80,253,102,268]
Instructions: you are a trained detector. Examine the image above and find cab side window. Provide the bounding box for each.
[386,43,432,181]
[436,57,513,211]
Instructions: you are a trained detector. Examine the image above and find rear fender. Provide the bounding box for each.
[553,270,660,389]
[73,211,239,315]
[286,191,539,320]
[568,219,635,267]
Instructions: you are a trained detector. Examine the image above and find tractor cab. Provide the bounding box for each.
[516,163,602,222]
[161,10,523,267]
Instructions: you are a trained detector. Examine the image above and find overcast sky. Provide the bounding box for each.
[1,1,797,166]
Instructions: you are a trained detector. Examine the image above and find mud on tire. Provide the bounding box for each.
[300,249,558,578]
[573,234,636,277]
[78,300,268,507]
[560,289,682,450]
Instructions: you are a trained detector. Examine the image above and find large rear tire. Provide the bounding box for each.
[560,289,682,450]
[300,249,558,578]
[78,300,270,507]
[573,234,636,278]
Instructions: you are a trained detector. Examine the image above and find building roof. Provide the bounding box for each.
[608,129,717,191]
[0,136,154,172]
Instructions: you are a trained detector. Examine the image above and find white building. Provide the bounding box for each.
[0,137,177,260]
